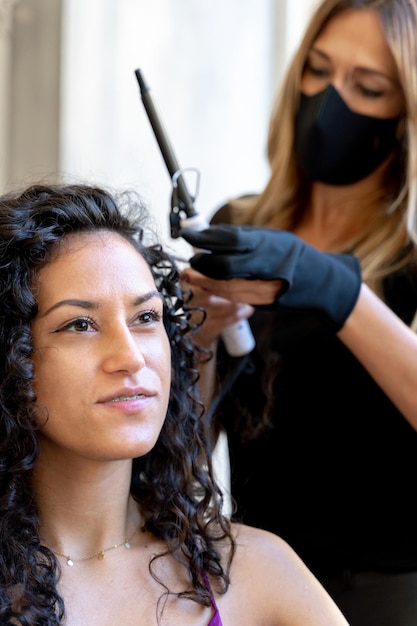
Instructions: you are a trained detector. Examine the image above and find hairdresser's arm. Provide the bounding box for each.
[184,268,417,430]
[181,225,417,428]
[338,283,417,426]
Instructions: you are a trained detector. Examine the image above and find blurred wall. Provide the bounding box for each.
[3,0,61,189]
[1,0,317,252]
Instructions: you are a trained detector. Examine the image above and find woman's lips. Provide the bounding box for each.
[109,393,145,402]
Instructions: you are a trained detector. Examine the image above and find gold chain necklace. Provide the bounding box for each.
[52,534,134,567]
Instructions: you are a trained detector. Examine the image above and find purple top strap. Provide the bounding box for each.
[203,571,223,626]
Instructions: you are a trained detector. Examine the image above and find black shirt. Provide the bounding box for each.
[213,242,417,576]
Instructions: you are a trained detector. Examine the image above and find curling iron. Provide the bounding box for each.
[134,68,255,357]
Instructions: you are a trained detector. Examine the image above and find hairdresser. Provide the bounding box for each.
[180,1,417,625]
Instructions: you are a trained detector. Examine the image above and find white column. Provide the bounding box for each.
[0,0,18,191]
[272,0,318,86]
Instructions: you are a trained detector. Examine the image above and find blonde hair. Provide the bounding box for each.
[228,0,417,298]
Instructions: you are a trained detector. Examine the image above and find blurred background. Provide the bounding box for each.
[0,0,317,256]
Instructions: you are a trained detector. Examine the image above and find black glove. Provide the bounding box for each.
[181,225,362,331]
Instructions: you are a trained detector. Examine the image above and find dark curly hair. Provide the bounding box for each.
[0,183,234,625]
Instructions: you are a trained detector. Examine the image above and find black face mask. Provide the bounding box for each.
[294,84,401,185]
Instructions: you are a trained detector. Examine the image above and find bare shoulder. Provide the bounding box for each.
[230,523,313,584]
[232,522,300,559]
[216,523,349,626]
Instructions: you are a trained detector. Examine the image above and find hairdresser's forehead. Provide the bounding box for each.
[314,8,399,79]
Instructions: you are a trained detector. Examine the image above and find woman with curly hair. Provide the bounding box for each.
[0,182,347,625]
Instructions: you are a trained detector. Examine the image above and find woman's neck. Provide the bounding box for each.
[32,449,141,556]
[294,176,387,250]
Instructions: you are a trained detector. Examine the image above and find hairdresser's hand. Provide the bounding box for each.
[180,277,254,348]
[181,225,362,331]
[182,270,282,307]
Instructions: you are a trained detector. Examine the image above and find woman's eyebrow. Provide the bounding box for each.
[309,46,398,84]
[41,291,163,317]
[41,299,98,317]
[352,66,399,84]
[133,291,164,306]
[307,47,329,62]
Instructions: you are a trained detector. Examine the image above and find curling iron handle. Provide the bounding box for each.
[181,215,255,357]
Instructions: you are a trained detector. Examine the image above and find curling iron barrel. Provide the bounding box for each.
[135,68,255,356]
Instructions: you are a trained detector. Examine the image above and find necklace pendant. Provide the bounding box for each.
[125,540,131,549]
[66,557,74,567]
[97,551,105,560]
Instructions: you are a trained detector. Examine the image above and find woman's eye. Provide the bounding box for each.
[135,309,162,325]
[304,62,329,79]
[56,317,96,333]
[356,84,384,99]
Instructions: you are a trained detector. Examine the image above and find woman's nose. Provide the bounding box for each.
[329,72,357,109]
[101,326,146,374]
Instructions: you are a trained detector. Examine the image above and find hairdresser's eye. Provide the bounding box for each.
[56,317,97,333]
[307,65,329,79]
[356,84,384,99]
[303,58,331,80]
